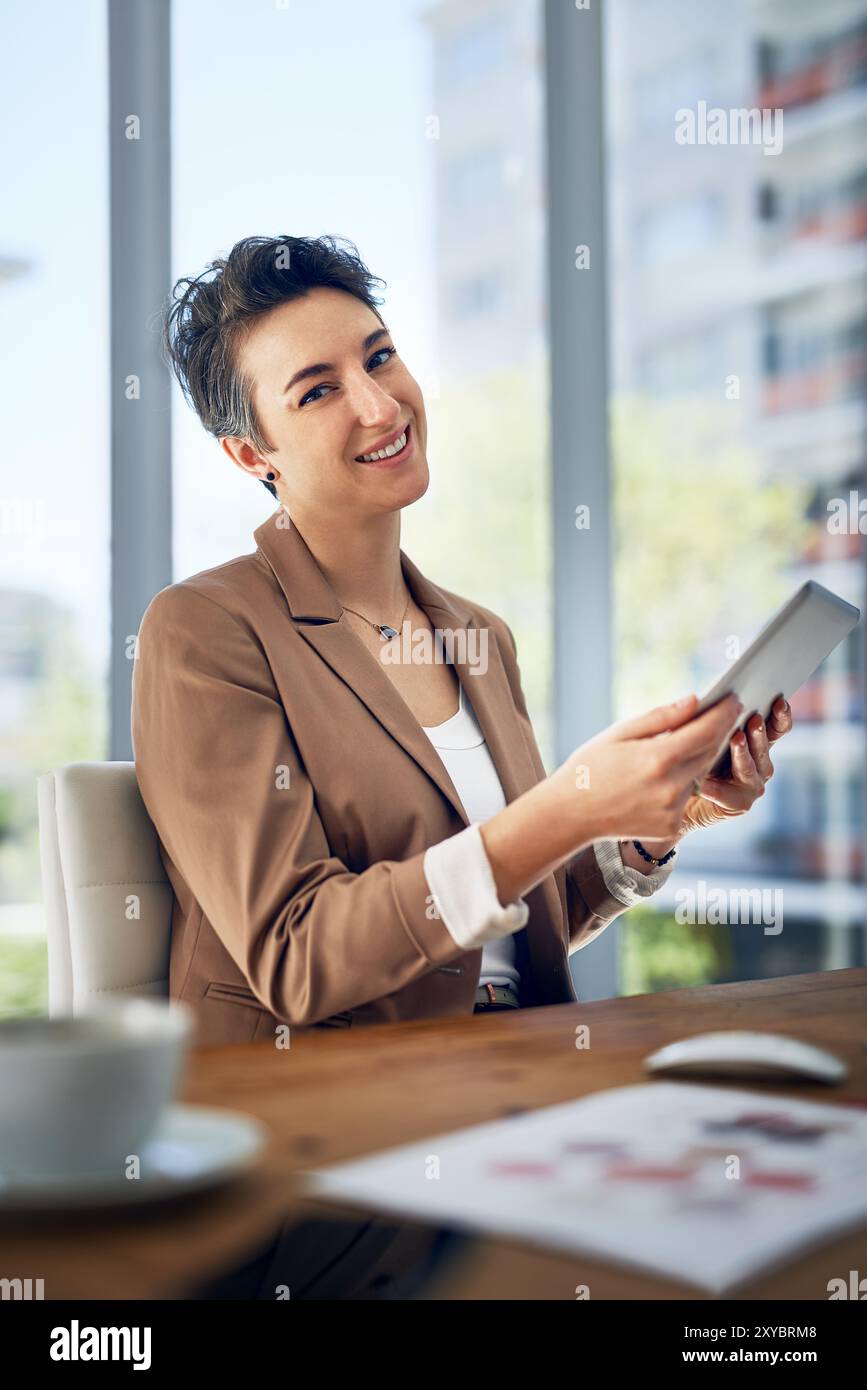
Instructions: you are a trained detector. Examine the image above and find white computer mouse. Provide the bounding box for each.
[644,1031,848,1084]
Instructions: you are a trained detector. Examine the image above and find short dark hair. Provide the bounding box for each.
[161,235,387,499]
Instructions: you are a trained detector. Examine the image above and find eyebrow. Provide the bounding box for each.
[282,327,391,395]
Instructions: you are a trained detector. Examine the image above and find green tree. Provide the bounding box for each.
[611,394,812,718]
[0,611,104,905]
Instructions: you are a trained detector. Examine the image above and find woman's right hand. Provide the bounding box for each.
[550,692,744,844]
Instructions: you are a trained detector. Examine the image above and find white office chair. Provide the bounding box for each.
[37,763,174,1015]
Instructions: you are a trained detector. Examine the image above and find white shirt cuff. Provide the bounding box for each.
[423,823,530,950]
[592,838,677,907]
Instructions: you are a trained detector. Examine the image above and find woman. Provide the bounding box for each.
[132,235,791,1297]
[133,233,791,1047]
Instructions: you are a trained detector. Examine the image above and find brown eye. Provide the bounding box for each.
[368,346,397,369]
[298,347,397,407]
[299,383,329,407]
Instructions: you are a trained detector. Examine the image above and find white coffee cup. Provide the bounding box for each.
[0,998,193,1179]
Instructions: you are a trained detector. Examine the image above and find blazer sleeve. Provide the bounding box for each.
[423,822,530,948]
[493,614,673,956]
[131,583,470,1026]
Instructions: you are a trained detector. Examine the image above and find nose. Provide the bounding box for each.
[345,368,400,427]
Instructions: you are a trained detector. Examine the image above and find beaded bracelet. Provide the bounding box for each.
[631,838,677,868]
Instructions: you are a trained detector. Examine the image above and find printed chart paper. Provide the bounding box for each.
[300,1082,867,1293]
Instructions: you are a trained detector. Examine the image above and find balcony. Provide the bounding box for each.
[758,32,867,111]
[763,351,867,414]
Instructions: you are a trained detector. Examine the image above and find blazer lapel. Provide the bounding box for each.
[254,508,574,1009]
[253,510,543,821]
[402,558,542,808]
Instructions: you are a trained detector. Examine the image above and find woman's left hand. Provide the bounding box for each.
[678,695,794,835]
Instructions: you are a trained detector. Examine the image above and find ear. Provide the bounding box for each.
[220,436,269,483]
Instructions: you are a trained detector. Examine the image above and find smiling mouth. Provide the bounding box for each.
[354,422,412,464]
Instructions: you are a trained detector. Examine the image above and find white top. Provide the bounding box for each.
[420,682,677,993]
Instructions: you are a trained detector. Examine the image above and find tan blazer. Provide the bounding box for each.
[131,508,633,1045]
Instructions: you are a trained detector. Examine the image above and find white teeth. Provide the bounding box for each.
[358,428,407,462]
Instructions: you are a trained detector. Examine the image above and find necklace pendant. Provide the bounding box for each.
[377,624,399,640]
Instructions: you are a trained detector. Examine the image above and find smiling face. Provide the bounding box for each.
[223,286,429,522]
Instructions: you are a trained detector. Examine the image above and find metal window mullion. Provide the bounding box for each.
[108,0,172,760]
[544,0,617,999]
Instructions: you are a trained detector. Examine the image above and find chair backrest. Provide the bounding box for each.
[37,763,174,1015]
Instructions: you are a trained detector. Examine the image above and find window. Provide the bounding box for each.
[605,0,867,990]
[0,0,108,976]
[445,146,504,208]
[637,194,725,265]
[633,50,719,130]
[450,271,505,317]
[171,0,552,760]
[441,12,509,88]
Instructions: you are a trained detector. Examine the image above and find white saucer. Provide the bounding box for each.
[0,1104,269,1212]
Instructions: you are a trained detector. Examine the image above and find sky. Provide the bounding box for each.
[0,0,437,678]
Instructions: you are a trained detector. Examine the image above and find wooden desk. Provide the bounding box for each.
[2,968,866,1299]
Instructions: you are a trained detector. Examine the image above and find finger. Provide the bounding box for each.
[766,695,792,746]
[663,693,743,759]
[679,731,745,792]
[730,726,764,786]
[745,713,773,780]
[686,732,758,810]
[693,769,753,811]
[614,692,705,741]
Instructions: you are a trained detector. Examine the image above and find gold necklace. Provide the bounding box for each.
[341,592,412,641]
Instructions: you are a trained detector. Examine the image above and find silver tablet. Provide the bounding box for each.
[693,580,860,777]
